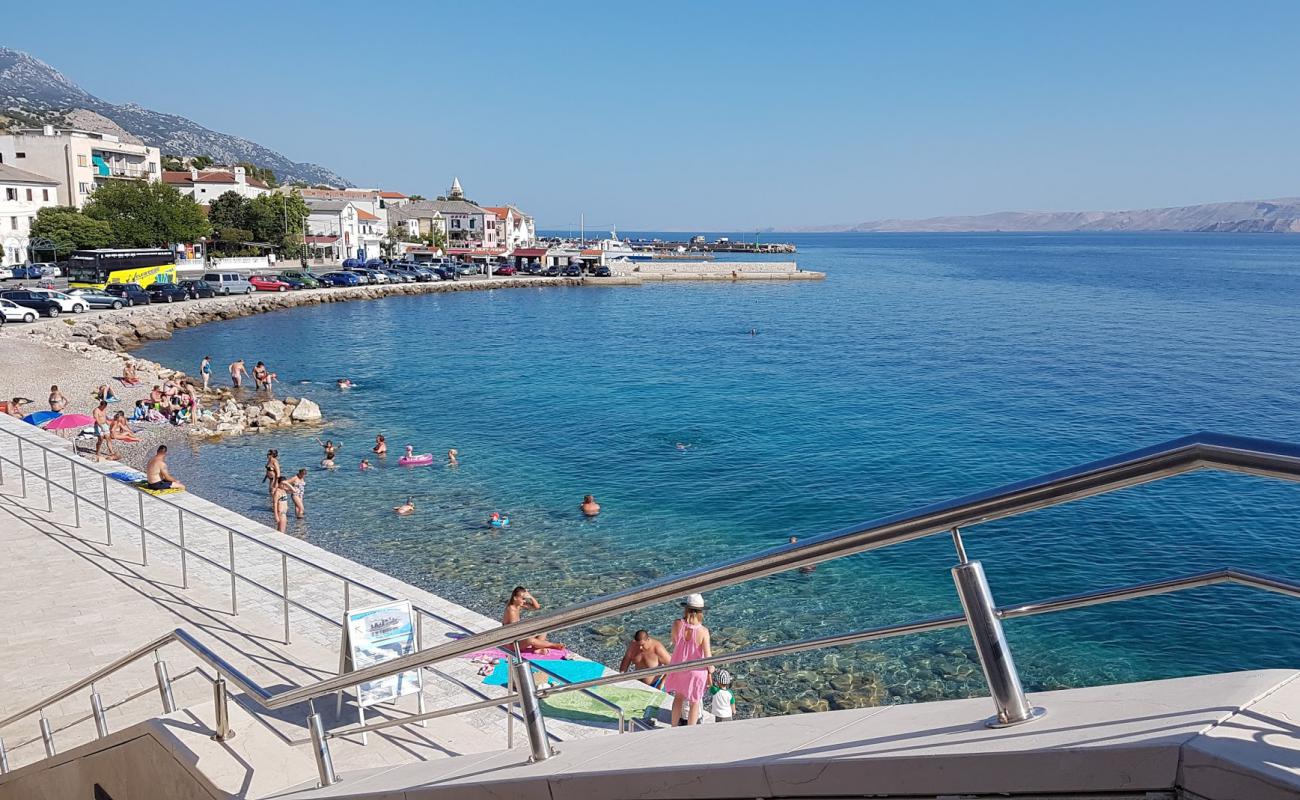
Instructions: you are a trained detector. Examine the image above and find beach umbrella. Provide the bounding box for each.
[43,414,95,431]
[23,411,61,426]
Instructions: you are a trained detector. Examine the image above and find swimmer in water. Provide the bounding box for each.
[790,535,816,574]
[337,378,353,389]
[447,448,459,466]
[675,442,689,451]
[394,496,415,516]
[373,434,387,456]
[581,494,601,516]
[749,328,758,336]
[360,459,372,471]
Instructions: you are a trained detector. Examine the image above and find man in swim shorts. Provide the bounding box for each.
[619,630,671,686]
[92,400,118,462]
[229,359,247,388]
[145,445,186,491]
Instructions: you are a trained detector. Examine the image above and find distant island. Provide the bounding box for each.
[798,197,1300,234]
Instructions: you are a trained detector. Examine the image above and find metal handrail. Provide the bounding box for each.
[248,431,1300,704]
[7,429,1300,781]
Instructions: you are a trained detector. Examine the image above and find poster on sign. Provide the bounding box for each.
[342,601,422,708]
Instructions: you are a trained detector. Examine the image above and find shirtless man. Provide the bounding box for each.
[229,359,248,388]
[145,445,185,491]
[92,400,118,461]
[394,496,415,516]
[619,630,671,686]
[502,586,565,654]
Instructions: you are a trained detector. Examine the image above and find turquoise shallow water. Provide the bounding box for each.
[138,232,1300,715]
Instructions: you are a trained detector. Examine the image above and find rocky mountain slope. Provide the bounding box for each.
[0,47,350,187]
[813,197,1300,233]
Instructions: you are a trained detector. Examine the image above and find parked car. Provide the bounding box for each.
[561,264,582,277]
[7,264,46,280]
[28,289,89,313]
[542,265,561,277]
[0,289,63,317]
[323,271,362,286]
[104,283,151,306]
[279,270,323,288]
[430,265,458,281]
[179,279,216,299]
[341,258,363,270]
[364,258,388,270]
[146,281,189,303]
[355,268,387,284]
[519,262,543,275]
[249,274,291,292]
[379,269,411,283]
[492,264,518,276]
[67,288,127,310]
[593,265,613,277]
[0,297,38,323]
[203,272,254,295]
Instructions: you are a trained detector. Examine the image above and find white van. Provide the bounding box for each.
[202,272,253,295]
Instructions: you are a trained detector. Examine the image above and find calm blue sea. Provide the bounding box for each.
[138,232,1300,714]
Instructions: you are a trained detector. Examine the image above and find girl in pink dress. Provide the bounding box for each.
[663,593,713,726]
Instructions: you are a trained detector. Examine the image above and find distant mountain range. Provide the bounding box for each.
[802,197,1300,233]
[0,47,350,188]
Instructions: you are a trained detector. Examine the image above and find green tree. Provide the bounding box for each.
[208,191,249,231]
[408,194,425,201]
[160,155,185,171]
[29,206,114,252]
[84,181,211,247]
[190,155,214,170]
[246,191,309,257]
[213,226,256,255]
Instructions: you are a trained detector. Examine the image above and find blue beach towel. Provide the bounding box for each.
[482,658,607,687]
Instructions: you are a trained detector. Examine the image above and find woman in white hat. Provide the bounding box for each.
[663,593,713,726]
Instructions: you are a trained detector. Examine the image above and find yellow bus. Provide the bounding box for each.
[68,248,177,289]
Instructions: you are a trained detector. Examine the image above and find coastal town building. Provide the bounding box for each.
[162,166,272,203]
[0,125,162,208]
[0,163,60,267]
[484,205,537,251]
[387,202,446,242]
[304,197,383,261]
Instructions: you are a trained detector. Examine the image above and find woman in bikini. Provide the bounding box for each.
[48,385,66,412]
[121,362,140,386]
[373,434,387,456]
[316,438,339,468]
[263,449,281,498]
[109,411,139,443]
[271,478,290,533]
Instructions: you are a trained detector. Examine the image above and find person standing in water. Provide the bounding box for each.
[283,468,307,518]
[263,449,281,499]
[200,356,212,390]
[316,438,339,468]
[581,494,601,516]
[229,359,248,389]
[663,593,713,726]
[271,478,290,533]
[447,448,458,466]
[373,435,387,456]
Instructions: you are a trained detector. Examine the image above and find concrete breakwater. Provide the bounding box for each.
[609,260,824,282]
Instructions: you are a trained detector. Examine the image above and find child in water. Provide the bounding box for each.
[359,459,372,471]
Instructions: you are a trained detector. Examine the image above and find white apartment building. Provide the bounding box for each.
[483,205,537,251]
[0,163,60,267]
[304,198,384,262]
[163,166,272,203]
[0,125,162,208]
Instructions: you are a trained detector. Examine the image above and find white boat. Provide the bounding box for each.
[596,229,652,262]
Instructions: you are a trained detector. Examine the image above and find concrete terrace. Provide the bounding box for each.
[0,414,656,797]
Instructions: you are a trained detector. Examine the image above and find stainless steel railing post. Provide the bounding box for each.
[102,474,112,545]
[228,530,237,614]
[281,553,291,644]
[38,714,55,757]
[70,459,80,528]
[90,687,109,738]
[18,440,26,498]
[178,510,188,589]
[510,657,555,762]
[42,450,52,512]
[308,711,338,787]
[138,492,148,565]
[0,735,9,774]
[506,665,515,749]
[212,677,232,741]
[951,556,1044,728]
[154,658,177,714]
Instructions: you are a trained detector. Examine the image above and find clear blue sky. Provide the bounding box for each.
[7,1,1300,229]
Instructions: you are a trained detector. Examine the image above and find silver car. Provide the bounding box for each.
[202,272,254,295]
